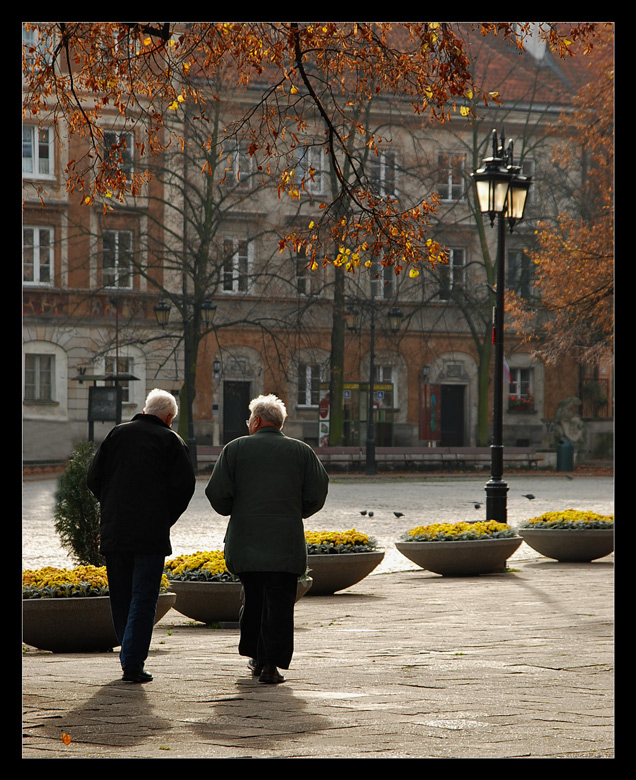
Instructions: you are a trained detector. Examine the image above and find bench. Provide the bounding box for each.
[315,446,544,472]
[197,445,544,472]
[441,447,544,470]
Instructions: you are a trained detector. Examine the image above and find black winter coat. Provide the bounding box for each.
[87,413,196,556]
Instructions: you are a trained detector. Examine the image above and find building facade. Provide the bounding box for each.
[23,26,613,465]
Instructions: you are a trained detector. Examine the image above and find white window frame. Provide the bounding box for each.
[22,24,52,69]
[374,363,398,407]
[227,141,254,189]
[508,367,535,410]
[95,347,145,412]
[23,340,68,419]
[104,355,133,403]
[24,353,54,402]
[102,229,133,289]
[22,125,54,178]
[507,248,535,298]
[370,149,399,198]
[103,130,134,181]
[295,253,322,296]
[438,247,466,301]
[98,25,140,61]
[370,259,395,300]
[297,362,322,407]
[222,238,253,294]
[23,225,54,285]
[437,152,465,202]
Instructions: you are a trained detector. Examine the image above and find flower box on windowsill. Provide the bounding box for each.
[508,397,535,413]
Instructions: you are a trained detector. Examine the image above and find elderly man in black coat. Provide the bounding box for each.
[206,393,329,684]
[87,388,195,683]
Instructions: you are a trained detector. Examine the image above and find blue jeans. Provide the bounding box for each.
[105,552,165,671]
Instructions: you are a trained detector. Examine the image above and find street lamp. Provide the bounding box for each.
[471,129,532,524]
[153,299,171,328]
[345,299,403,476]
[153,296,217,473]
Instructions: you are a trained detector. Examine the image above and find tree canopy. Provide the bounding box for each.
[23,21,598,274]
[507,24,613,363]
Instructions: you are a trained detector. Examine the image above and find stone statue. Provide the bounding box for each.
[554,397,587,451]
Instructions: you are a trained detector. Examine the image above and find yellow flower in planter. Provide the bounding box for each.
[519,509,614,562]
[22,565,171,598]
[22,565,109,598]
[402,520,519,542]
[305,528,379,554]
[522,510,613,529]
[165,550,237,582]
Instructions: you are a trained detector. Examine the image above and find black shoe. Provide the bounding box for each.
[258,664,285,684]
[122,668,153,683]
[248,658,263,676]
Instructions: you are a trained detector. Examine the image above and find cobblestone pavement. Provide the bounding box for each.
[22,471,614,759]
[22,557,614,759]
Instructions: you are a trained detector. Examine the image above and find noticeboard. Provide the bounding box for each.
[88,386,122,422]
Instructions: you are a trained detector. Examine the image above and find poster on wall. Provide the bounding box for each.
[419,383,442,442]
[318,387,330,447]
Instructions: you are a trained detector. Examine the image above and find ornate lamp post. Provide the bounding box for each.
[345,299,403,476]
[471,129,532,523]
[154,296,216,473]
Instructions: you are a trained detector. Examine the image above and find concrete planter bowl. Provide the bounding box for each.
[305,551,385,595]
[169,577,312,624]
[519,528,614,562]
[395,538,522,577]
[22,592,176,653]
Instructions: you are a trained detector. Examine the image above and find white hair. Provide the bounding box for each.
[249,394,287,428]
[144,388,178,419]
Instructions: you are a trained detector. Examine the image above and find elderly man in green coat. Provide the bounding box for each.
[205,394,329,684]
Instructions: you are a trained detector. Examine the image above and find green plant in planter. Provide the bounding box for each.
[401,520,519,542]
[53,441,103,566]
[521,509,613,529]
[305,528,379,554]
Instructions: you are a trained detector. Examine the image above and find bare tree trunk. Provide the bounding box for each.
[328,266,346,445]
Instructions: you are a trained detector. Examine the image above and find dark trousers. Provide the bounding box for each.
[105,552,165,672]
[237,572,298,670]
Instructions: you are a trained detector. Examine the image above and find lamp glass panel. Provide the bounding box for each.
[201,301,216,326]
[507,180,530,221]
[475,179,492,213]
[493,178,510,214]
[154,303,170,327]
[475,174,510,215]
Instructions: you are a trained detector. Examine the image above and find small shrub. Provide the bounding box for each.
[53,441,103,566]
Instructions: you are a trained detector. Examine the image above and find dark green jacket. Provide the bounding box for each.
[205,427,329,575]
